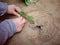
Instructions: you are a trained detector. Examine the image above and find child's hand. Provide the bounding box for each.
[12,17,26,32]
[7,5,21,17]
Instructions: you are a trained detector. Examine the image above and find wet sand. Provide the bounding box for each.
[0,0,60,45]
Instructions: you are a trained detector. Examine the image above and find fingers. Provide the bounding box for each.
[19,18,26,25]
[13,11,20,17]
[11,16,26,32]
[16,19,26,32]
[16,24,24,32]
[7,5,22,17]
[15,7,21,12]
[15,17,26,32]
[12,5,21,17]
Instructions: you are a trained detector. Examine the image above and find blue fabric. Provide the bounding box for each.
[0,2,16,45]
[0,2,8,16]
[0,20,16,45]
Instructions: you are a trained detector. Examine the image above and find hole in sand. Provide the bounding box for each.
[36,26,41,29]
[33,25,43,30]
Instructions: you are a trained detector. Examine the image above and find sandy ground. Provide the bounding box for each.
[0,0,60,45]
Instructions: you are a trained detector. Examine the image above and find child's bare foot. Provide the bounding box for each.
[12,17,26,32]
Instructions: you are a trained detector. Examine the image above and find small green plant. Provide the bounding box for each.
[18,11,35,24]
[25,0,37,6]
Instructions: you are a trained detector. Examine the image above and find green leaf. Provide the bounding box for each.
[26,15,35,24]
[18,11,35,24]
[18,11,26,16]
[25,0,37,6]
[25,0,31,6]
